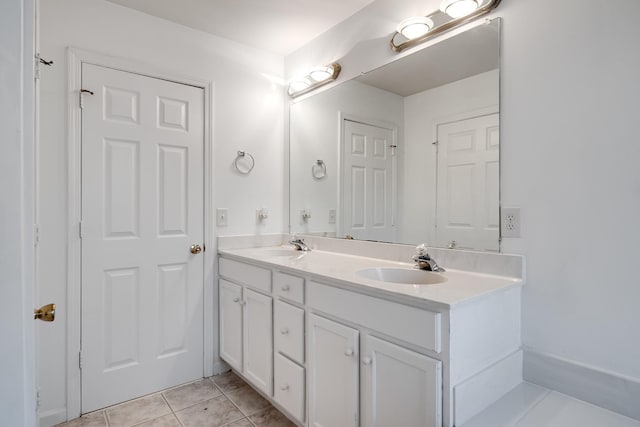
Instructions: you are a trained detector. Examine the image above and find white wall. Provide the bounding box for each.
[402,69,498,244]
[38,0,283,422]
[0,0,36,425]
[286,0,640,393]
[290,80,403,236]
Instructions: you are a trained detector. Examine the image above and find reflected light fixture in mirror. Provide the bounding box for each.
[441,0,481,18]
[390,0,500,52]
[288,63,342,98]
[398,16,434,40]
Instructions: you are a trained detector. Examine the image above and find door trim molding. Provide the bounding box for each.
[66,48,215,419]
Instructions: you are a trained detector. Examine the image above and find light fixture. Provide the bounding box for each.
[390,0,500,52]
[288,63,341,98]
[309,66,334,82]
[397,16,434,40]
[440,0,480,18]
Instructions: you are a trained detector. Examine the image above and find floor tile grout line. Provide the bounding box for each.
[159,392,184,427]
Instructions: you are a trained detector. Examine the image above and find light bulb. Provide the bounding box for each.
[309,66,334,82]
[288,78,310,95]
[440,0,479,18]
[397,16,434,40]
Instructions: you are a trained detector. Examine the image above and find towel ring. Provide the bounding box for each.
[234,150,255,174]
[312,160,327,179]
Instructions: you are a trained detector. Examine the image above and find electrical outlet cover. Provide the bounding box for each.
[501,207,520,237]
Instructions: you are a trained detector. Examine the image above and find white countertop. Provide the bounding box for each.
[218,246,522,309]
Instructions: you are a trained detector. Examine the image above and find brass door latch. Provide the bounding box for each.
[34,303,56,322]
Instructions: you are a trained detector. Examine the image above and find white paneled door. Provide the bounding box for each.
[81,64,204,412]
[342,120,396,242]
[436,114,500,251]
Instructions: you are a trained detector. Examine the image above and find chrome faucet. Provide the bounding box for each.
[289,238,310,251]
[413,244,445,272]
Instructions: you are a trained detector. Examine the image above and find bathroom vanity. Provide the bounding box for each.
[218,238,523,427]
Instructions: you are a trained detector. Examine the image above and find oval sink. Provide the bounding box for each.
[356,267,447,285]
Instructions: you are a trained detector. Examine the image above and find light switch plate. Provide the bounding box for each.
[501,207,520,237]
[216,208,228,227]
[328,209,336,224]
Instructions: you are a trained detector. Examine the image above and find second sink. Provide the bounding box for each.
[356,267,447,285]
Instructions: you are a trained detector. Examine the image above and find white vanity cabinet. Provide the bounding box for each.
[219,258,273,396]
[218,249,523,427]
[273,271,307,424]
[361,334,441,427]
[307,282,443,427]
[308,313,360,427]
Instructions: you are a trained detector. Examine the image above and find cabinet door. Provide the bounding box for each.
[219,279,243,372]
[244,288,273,396]
[308,313,359,427]
[361,335,442,427]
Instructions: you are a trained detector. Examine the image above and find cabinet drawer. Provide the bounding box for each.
[274,271,304,304]
[219,257,271,293]
[274,353,305,424]
[274,300,305,364]
[308,281,442,353]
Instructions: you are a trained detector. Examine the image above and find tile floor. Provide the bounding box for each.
[461,382,640,427]
[55,372,295,427]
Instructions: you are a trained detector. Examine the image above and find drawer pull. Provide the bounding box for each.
[362,356,372,365]
[344,348,354,357]
[281,285,290,292]
[280,328,290,335]
[280,384,290,391]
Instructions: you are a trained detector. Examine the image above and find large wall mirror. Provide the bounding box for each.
[290,18,501,252]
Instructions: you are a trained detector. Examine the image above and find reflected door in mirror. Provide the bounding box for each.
[436,113,499,251]
[342,120,396,242]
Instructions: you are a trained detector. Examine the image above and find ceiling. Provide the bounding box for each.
[105,0,377,56]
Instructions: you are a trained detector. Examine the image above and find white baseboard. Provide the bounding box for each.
[454,350,523,426]
[39,407,67,427]
[523,349,640,421]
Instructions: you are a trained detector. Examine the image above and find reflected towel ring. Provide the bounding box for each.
[234,150,255,174]
[312,160,327,179]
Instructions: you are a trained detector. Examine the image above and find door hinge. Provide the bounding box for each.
[79,351,83,370]
[79,89,94,109]
[33,224,40,247]
[35,53,53,80]
[79,220,84,238]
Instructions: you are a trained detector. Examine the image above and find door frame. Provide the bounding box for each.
[337,112,398,239]
[66,48,215,418]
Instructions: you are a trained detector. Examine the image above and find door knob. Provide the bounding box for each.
[34,303,56,322]
[190,244,202,254]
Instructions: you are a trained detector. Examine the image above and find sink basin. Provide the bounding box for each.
[356,267,447,285]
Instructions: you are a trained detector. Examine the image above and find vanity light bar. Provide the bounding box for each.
[390,0,501,52]
[288,63,342,98]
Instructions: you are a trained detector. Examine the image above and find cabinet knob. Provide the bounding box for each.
[362,356,372,365]
[280,328,289,335]
[233,297,240,303]
[281,285,290,292]
[280,384,290,391]
[344,348,354,357]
